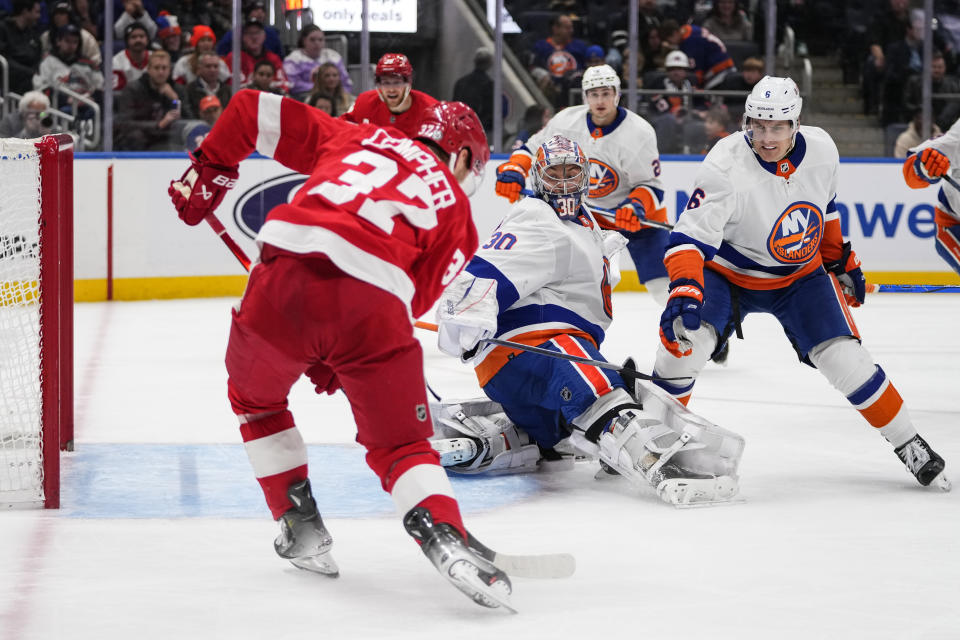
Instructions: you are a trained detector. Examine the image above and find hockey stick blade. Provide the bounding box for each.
[466,532,576,579]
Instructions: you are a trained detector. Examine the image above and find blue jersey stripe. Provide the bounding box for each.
[846,365,886,406]
[497,304,605,346]
[466,256,521,311]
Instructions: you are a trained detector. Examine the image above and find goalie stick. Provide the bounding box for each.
[466,531,576,579]
[519,188,675,231]
[414,321,689,384]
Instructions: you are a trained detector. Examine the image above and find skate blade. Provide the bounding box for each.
[932,472,952,492]
[448,563,517,614]
[673,497,747,509]
[290,553,340,578]
[658,476,741,507]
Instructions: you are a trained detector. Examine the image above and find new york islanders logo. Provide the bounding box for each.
[766,201,823,264]
[588,160,619,198]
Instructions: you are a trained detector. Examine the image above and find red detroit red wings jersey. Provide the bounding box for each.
[200,89,478,319]
[340,89,440,139]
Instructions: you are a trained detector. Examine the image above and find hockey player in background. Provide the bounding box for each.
[901,116,960,275]
[168,89,518,610]
[494,64,672,306]
[653,76,950,491]
[435,134,743,506]
[340,52,439,138]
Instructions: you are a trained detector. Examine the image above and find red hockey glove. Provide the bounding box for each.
[824,241,866,307]
[168,151,240,226]
[495,161,528,203]
[917,148,950,182]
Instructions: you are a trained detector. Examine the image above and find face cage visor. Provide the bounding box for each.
[533,161,589,221]
[742,117,798,144]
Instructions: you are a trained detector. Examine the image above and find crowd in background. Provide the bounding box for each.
[3,0,960,153]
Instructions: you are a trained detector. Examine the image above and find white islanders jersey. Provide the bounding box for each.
[668,126,842,290]
[910,116,960,222]
[521,105,664,212]
[466,196,626,385]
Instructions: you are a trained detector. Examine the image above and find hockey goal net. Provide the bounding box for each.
[0,135,74,509]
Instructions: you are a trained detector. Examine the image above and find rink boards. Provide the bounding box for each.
[69,153,960,301]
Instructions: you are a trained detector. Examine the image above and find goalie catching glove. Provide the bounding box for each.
[437,273,499,361]
[824,241,866,307]
[169,150,240,225]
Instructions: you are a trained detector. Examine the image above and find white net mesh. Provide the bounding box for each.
[0,138,44,506]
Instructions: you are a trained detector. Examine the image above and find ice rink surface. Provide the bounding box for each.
[2,291,958,640]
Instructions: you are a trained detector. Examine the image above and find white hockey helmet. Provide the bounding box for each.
[743,75,802,126]
[581,64,621,99]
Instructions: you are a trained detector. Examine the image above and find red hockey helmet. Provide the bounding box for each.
[416,101,490,182]
[375,53,413,82]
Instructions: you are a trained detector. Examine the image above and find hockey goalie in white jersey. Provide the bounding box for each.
[653,76,949,491]
[433,134,744,506]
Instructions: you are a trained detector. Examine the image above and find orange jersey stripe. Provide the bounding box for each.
[936,223,960,262]
[902,155,931,189]
[827,272,861,339]
[552,334,614,397]
[818,217,844,264]
[664,249,705,285]
[706,256,822,290]
[935,206,960,227]
[474,328,597,387]
[859,383,904,428]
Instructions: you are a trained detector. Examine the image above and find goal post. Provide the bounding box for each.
[1,134,74,509]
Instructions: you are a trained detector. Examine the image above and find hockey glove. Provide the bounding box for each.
[437,274,499,361]
[169,150,240,226]
[659,279,703,357]
[916,148,950,182]
[614,197,646,232]
[495,161,528,203]
[824,241,866,307]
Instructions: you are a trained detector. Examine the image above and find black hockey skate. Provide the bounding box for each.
[403,507,515,612]
[895,435,951,490]
[274,479,339,576]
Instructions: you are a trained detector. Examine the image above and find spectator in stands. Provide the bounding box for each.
[863,0,910,115]
[507,102,551,150]
[905,51,960,132]
[114,0,157,40]
[114,49,185,150]
[716,55,763,124]
[0,0,43,95]
[282,24,351,101]
[881,9,926,126]
[893,108,942,157]
[72,0,98,39]
[208,0,233,39]
[646,49,708,153]
[530,14,589,106]
[585,44,605,67]
[245,58,285,95]
[112,21,150,92]
[32,22,104,113]
[609,0,665,74]
[183,94,222,151]
[660,19,735,89]
[452,46,493,133]
[40,0,100,66]
[701,105,731,152]
[216,0,282,57]
[223,17,288,92]
[701,0,752,42]
[0,89,49,136]
[307,61,354,115]
[174,0,216,42]
[173,24,229,85]
[307,91,333,114]
[154,11,183,63]
[183,51,230,118]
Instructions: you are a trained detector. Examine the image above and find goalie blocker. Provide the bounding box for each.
[429,379,744,506]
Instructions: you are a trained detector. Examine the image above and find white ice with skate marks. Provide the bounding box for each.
[1,292,958,639]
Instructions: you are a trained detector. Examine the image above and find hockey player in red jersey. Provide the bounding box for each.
[167,89,515,610]
[340,52,439,138]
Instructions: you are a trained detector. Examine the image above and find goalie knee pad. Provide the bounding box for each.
[429,399,542,475]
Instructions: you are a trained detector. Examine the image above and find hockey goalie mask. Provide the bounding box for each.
[532,135,590,221]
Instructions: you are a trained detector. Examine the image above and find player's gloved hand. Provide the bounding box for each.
[659,279,704,357]
[168,150,239,226]
[437,275,499,361]
[916,148,950,182]
[824,241,866,307]
[495,161,527,203]
[614,197,646,232]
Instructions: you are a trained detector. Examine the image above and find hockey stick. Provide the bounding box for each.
[866,283,960,293]
[205,214,253,272]
[466,531,576,579]
[941,173,960,191]
[413,320,688,384]
[518,188,674,231]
